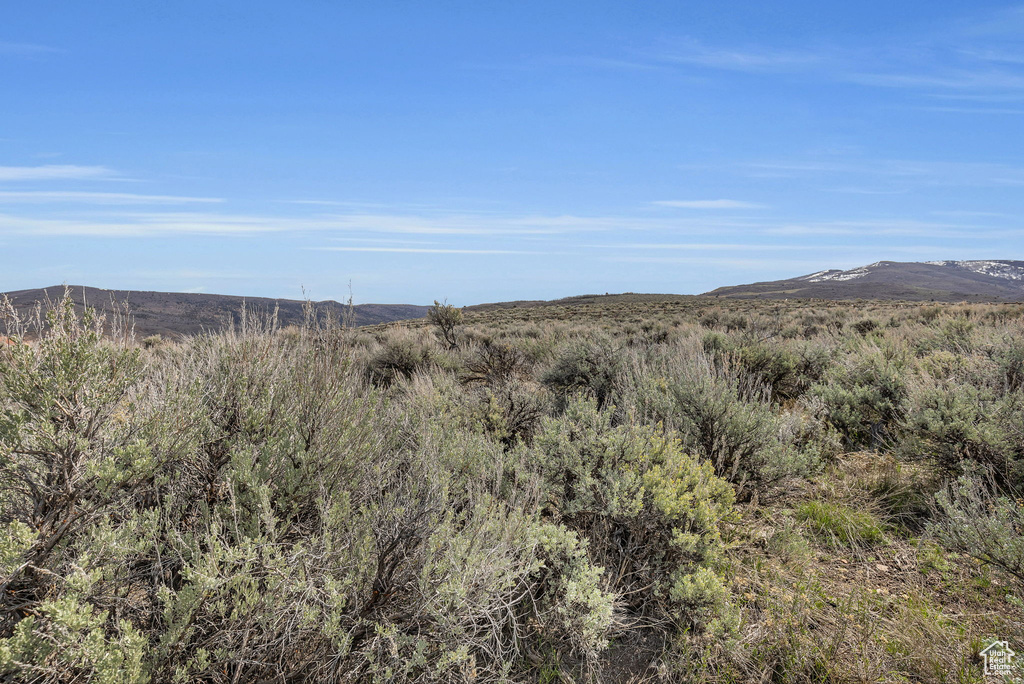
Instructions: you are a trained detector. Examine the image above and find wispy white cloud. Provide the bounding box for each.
[0,165,117,181]
[956,48,1024,65]
[280,199,362,206]
[598,245,1005,270]
[823,186,908,195]
[0,204,1014,248]
[740,157,1024,187]
[541,55,672,73]
[598,242,992,257]
[918,105,1024,114]
[596,242,822,251]
[319,212,652,236]
[626,8,1024,102]
[600,255,831,271]
[765,218,1020,239]
[0,210,665,238]
[930,210,1011,218]
[0,41,60,56]
[739,160,858,177]
[849,69,1024,92]
[924,91,1024,102]
[962,5,1024,39]
[653,199,766,209]
[656,41,821,72]
[0,212,279,237]
[0,191,222,204]
[834,16,1024,100]
[328,236,439,245]
[128,268,254,280]
[309,247,537,255]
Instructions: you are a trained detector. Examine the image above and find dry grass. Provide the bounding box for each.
[707,452,1023,684]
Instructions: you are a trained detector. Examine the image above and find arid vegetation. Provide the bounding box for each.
[1,294,1022,682]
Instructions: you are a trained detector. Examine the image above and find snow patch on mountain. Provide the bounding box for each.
[800,263,878,282]
[924,260,1024,281]
[801,260,1024,284]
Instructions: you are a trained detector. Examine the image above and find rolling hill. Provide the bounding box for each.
[6,261,1022,339]
[0,285,429,338]
[704,260,1024,301]
[464,292,695,312]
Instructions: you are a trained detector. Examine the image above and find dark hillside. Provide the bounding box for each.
[1,285,428,337]
[466,292,695,312]
[706,260,1024,301]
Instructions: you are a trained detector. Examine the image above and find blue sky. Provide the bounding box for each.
[2,1,1023,305]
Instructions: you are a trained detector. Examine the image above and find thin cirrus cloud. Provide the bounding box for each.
[309,246,536,255]
[0,210,647,238]
[0,41,60,56]
[1,204,1013,246]
[919,105,1024,114]
[960,48,1024,65]
[0,212,286,237]
[320,212,632,236]
[0,207,792,239]
[0,165,117,181]
[641,9,1024,102]
[328,236,439,245]
[128,268,254,281]
[764,218,1017,239]
[596,242,821,251]
[599,255,834,272]
[848,70,1024,93]
[655,41,821,73]
[739,158,1024,186]
[0,191,223,204]
[653,199,766,209]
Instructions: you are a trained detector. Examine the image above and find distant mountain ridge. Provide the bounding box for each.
[465,292,694,312]
[705,260,1024,301]
[5,261,1021,339]
[1,285,429,338]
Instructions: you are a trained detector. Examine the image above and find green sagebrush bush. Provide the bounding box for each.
[473,381,546,450]
[541,338,623,410]
[896,334,1024,487]
[930,470,1024,589]
[460,341,547,449]
[463,340,533,388]
[624,347,820,497]
[994,335,1024,394]
[897,379,1024,486]
[0,297,153,683]
[0,297,622,683]
[527,397,739,636]
[811,343,909,449]
[18,295,1024,681]
[365,333,435,386]
[702,332,832,402]
[0,593,148,684]
[910,315,977,357]
[851,318,879,336]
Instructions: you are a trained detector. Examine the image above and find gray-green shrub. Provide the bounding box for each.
[0,296,623,683]
[812,343,909,449]
[930,471,1024,588]
[626,348,818,496]
[527,397,738,635]
[541,338,623,410]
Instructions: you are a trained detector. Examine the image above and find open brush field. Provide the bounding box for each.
[1,294,1023,683]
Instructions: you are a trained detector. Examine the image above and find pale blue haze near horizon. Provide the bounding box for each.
[2,1,1023,305]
